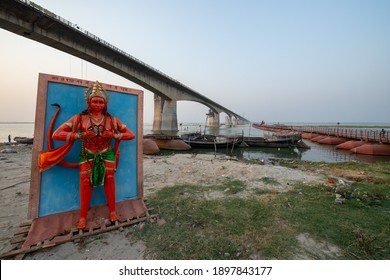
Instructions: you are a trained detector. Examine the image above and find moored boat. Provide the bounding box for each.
[242,132,307,148]
[13,137,33,144]
[181,133,243,149]
[242,136,307,148]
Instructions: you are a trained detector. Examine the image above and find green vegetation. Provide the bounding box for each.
[261,176,280,185]
[139,161,390,260]
[274,160,390,185]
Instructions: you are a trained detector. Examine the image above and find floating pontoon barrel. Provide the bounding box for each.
[317,137,348,145]
[351,143,390,156]
[302,133,315,139]
[311,135,328,142]
[336,140,365,150]
[155,139,191,150]
[143,138,160,155]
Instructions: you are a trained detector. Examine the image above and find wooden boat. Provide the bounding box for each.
[242,133,308,148]
[181,133,243,149]
[242,136,294,148]
[272,132,302,142]
[13,137,34,144]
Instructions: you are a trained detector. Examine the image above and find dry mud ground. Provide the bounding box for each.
[1,144,341,259]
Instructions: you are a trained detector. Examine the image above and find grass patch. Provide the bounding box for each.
[141,183,294,259]
[277,183,390,259]
[261,177,280,185]
[141,166,390,260]
[219,179,246,194]
[254,189,278,196]
[274,160,390,184]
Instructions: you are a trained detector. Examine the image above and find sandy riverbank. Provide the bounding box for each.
[0,143,324,259]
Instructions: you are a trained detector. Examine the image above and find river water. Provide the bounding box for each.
[1,122,390,163]
[146,123,390,163]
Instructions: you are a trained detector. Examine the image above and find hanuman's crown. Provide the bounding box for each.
[84,81,109,102]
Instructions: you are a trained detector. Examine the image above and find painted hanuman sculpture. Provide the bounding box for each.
[39,81,135,229]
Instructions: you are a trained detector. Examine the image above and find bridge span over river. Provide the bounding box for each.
[0,0,249,135]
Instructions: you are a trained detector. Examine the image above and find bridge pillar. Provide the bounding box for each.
[152,96,178,135]
[208,112,220,127]
[161,99,179,135]
[152,94,163,132]
[224,116,232,127]
[232,117,237,126]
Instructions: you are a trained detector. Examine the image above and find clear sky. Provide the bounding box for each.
[1,0,389,124]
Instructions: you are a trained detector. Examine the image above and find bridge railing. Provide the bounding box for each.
[13,0,246,120]
[292,126,389,143]
[18,0,193,91]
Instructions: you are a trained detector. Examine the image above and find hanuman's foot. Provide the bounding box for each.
[110,211,119,222]
[77,218,87,229]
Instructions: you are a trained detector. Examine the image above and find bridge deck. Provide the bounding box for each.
[253,124,390,144]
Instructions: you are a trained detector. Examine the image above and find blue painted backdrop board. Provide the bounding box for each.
[39,81,139,217]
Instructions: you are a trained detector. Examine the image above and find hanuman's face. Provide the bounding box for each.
[89,97,106,113]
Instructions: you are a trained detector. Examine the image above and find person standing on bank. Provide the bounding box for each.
[40,81,135,229]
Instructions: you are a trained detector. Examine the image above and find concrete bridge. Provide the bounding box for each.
[0,0,249,135]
